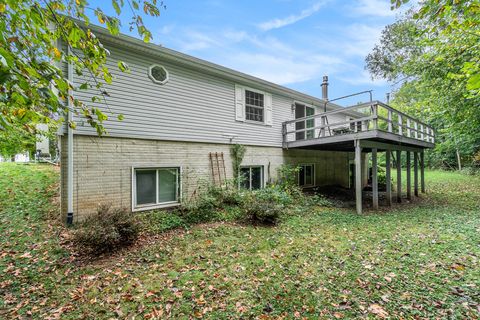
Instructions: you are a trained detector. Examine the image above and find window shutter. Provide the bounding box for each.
[264,92,273,126]
[234,84,245,122]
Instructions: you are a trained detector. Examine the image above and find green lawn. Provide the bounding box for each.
[1,163,479,319]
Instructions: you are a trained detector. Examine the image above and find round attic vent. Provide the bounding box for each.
[148,64,169,84]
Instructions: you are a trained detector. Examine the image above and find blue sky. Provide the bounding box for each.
[97,0,410,106]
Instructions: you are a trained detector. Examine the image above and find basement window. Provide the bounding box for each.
[133,167,180,210]
[148,64,169,85]
[240,166,263,190]
[298,164,315,187]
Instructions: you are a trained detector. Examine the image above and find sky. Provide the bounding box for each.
[96,0,410,106]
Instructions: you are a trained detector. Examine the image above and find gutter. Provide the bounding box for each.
[66,46,74,225]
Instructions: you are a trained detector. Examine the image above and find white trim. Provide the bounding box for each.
[298,163,315,187]
[131,165,182,212]
[148,64,169,85]
[244,87,266,123]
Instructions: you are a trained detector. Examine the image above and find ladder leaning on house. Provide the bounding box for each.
[209,152,227,186]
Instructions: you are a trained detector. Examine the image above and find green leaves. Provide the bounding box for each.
[367,0,480,168]
[0,0,163,147]
[117,61,130,73]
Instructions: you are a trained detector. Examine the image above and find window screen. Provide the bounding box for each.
[158,168,177,203]
[136,170,157,205]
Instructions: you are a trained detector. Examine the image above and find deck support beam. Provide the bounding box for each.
[396,150,402,203]
[355,140,362,214]
[421,150,425,193]
[414,152,419,196]
[386,151,392,206]
[406,151,412,200]
[372,148,378,210]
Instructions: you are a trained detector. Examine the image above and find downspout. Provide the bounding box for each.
[66,46,74,225]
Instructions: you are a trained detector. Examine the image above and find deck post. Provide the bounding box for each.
[396,150,402,203]
[372,148,378,209]
[421,150,425,193]
[355,140,362,214]
[372,104,378,130]
[414,152,419,196]
[320,116,326,137]
[398,114,403,136]
[386,150,392,206]
[387,110,393,133]
[406,118,411,138]
[406,151,411,200]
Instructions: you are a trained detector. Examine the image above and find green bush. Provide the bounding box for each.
[178,183,246,224]
[73,204,140,254]
[304,194,333,207]
[241,187,291,225]
[243,196,283,225]
[140,210,186,234]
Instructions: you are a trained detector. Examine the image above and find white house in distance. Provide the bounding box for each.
[59,22,434,223]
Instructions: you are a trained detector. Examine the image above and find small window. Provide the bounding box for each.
[134,167,179,209]
[245,90,264,122]
[298,164,314,187]
[240,166,263,190]
[148,64,169,84]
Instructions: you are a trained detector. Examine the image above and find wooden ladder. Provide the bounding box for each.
[209,152,227,186]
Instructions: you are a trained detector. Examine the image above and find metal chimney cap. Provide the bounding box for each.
[322,75,329,83]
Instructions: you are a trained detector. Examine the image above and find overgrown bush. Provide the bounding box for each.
[73,204,140,254]
[177,183,246,224]
[242,188,286,225]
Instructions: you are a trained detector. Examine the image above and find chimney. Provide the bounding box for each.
[321,75,329,101]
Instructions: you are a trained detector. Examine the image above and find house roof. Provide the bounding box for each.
[81,20,344,112]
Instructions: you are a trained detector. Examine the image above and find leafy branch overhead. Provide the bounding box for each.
[0,0,165,142]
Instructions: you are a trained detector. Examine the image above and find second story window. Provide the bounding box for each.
[245,90,264,122]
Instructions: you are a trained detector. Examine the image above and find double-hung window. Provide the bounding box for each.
[298,164,315,187]
[245,90,264,122]
[133,167,180,210]
[240,166,263,190]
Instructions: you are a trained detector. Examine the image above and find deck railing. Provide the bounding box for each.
[282,101,435,146]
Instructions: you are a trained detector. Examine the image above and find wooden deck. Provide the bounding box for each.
[282,101,435,214]
[282,101,435,152]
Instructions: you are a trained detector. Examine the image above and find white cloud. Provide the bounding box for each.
[257,1,327,31]
[341,23,383,57]
[338,69,388,86]
[349,0,395,17]
[226,52,345,85]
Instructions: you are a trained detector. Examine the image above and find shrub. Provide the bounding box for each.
[243,197,283,225]
[304,194,333,207]
[73,204,140,254]
[140,210,186,234]
[241,187,290,225]
[276,164,301,194]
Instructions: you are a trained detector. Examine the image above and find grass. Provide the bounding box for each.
[1,163,479,319]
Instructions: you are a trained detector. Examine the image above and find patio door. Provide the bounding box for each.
[295,103,315,140]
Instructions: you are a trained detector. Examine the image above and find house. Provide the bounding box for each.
[59,23,435,223]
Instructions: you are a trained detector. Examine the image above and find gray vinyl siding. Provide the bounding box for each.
[68,40,347,147]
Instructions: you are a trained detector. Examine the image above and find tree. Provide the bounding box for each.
[0,0,164,156]
[366,1,480,169]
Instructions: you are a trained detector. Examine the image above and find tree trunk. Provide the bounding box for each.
[456,149,462,171]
